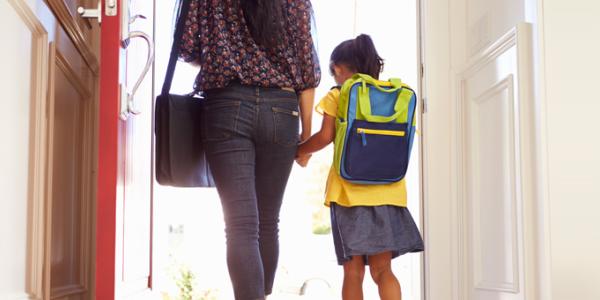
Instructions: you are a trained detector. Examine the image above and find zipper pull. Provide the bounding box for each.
[360,131,367,146]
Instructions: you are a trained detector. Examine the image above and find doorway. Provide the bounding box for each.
[151,0,423,299]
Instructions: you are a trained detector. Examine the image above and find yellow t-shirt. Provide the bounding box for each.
[316,89,407,207]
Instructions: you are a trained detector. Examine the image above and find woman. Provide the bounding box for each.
[178,0,320,299]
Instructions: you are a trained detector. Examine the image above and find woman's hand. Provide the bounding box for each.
[299,131,312,143]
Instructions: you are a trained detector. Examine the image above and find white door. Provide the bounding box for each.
[421,0,542,299]
[454,24,535,300]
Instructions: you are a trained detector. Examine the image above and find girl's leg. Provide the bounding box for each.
[368,252,401,300]
[342,256,366,300]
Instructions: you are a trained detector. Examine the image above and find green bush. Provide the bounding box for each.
[175,267,195,300]
[312,223,332,235]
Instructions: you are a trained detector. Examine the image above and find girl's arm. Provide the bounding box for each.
[297,114,336,157]
[298,88,316,141]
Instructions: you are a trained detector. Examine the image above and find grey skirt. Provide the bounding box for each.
[330,203,424,265]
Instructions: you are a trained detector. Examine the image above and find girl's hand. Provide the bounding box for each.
[295,145,311,167]
[295,114,335,168]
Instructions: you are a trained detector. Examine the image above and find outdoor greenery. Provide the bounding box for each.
[175,267,195,300]
[303,150,333,235]
[161,263,219,300]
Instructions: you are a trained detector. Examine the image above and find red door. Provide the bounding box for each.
[97,0,155,298]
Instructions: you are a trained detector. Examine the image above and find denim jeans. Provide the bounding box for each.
[202,83,299,300]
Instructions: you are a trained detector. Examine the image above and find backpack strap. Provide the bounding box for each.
[358,82,414,123]
[389,78,403,88]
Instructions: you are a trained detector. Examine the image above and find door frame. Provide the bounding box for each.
[416,0,427,298]
[96,1,121,299]
[419,0,456,298]
[98,0,432,298]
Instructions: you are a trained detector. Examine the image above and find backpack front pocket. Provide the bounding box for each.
[343,120,409,182]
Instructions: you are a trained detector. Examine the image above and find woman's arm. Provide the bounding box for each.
[298,88,316,142]
[297,114,336,157]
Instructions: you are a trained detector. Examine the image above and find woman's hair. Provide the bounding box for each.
[330,34,384,79]
[238,0,286,48]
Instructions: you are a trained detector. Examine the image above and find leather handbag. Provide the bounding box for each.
[155,0,215,187]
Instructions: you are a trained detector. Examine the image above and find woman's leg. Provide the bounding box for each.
[254,99,298,295]
[342,256,366,300]
[254,140,295,295]
[368,252,402,300]
[203,98,265,300]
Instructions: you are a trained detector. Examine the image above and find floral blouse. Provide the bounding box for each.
[179,0,321,92]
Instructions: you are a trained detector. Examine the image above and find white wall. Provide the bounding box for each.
[539,0,600,299]
[0,2,32,295]
[0,1,47,299]
[465,0,524,55]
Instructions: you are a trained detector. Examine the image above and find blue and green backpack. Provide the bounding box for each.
[333,73,417,184]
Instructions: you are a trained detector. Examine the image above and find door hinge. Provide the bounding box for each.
[77,1,102,23]
[77,0,117,23]
[422,97,428,114]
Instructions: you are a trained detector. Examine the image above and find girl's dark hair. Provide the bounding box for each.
[238,0,286,48]
[330,34,384,79]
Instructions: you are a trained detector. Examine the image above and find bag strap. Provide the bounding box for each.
[358,84,413,123]
[161,0,193,96]
[352,73,407,92]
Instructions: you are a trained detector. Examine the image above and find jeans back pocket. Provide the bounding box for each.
[202,100,241,141]
[272,106,299,146]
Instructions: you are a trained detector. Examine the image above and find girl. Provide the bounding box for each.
[296,34,424,300]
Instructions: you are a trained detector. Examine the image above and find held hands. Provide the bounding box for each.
[294,115,335,168]
[295,131,312,167]
[295,153,311,167]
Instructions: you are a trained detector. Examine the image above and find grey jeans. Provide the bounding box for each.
[202,83,299,300]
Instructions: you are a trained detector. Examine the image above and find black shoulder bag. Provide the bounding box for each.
[155,0,215,187]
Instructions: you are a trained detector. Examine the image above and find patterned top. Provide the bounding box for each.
[179,0,321,92]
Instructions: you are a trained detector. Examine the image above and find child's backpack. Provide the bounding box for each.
[333,73,417,184]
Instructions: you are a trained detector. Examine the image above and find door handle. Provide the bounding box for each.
[129,14,147,24]
[119,31,155,121]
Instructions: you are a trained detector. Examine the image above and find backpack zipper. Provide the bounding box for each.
[356,128,406,146]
